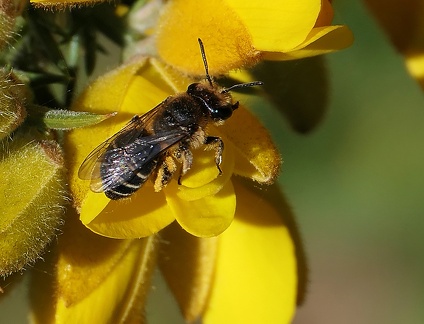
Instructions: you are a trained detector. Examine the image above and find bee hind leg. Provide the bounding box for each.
[154,155,177,192]
[204,136,224,174]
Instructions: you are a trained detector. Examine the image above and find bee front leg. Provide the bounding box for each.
[204,136,224,174]
[175,146,193,185]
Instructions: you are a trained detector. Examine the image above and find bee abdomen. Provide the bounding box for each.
[104,160,157,200]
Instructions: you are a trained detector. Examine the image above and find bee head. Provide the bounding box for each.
[192,38,263,121]
[187,82,236,121]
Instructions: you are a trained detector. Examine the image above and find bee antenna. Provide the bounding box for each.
[221,81,264,93]
[198,38,213,87]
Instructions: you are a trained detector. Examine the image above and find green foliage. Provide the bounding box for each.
[1,4,126,108]
[43,109,117,130]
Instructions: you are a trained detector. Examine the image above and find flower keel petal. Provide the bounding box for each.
[221,107,281,183]
[203,180,298,323]
[159,222,218,322]
[85,187,175,238]
[225,0,321,52]
[30,214,157,323]
[166,181,236,237]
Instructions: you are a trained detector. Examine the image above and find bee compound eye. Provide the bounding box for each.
[211,106,233,120]
[187,83,199,94]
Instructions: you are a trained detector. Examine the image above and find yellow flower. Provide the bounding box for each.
[160,180,304,323]
[66,57,281,239]
[155,0,353,75]
[30,0,353,74]
[20,1,352,322]
[30,179,304,323]
[30,213,155,323]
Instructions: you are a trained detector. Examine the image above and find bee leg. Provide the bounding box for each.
[204,136,224,174]
[176,147,193,185]
[154,155,177,192]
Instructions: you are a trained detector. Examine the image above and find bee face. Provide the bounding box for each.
[79,39,263,199]
[186,82,237,122]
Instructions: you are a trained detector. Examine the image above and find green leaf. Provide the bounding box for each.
[43,109,117,130]
[251,56,329,133]
[81,21,97,76]
[23,71,71,87]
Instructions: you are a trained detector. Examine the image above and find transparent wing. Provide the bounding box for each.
[78,100,167,181]
[88,130,188,193]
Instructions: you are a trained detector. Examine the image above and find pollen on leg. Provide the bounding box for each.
[154,154,177,192]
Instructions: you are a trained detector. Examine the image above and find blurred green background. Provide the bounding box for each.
[285,1,424,323]
[2,0,424,323]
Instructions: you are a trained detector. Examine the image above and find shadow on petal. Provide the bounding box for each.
[166,180,236,237]
[233,177,308,305]
[158,222,218,322]
[86,186,175,238]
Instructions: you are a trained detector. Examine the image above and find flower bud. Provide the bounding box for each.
[0,0,25,49]
[0,69,27,140]
[0,135,67,277]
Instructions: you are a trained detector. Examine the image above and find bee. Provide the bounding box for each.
[79,38,263,200]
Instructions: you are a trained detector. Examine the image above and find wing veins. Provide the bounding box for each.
[88,130,189,193]
[78,99,167,180]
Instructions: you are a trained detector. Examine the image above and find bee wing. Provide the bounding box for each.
[78,100,167,181]
[85,130,189,193]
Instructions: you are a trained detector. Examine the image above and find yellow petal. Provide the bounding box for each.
[203,179,298,323]
[175,135,235,201]
[221,106,281,183]
[156,0,349,73]
[67,59,180,237]
[66,58,149,208]
[179,148,222,188]
[405,54,424,89]
[75,58,149,113]
[150,58,194,93]
[54,240,153,323]
[78,191,110,224]
[315,0,334,27]
[159,222,218,322]
[263,25,354,60]
[30,213,157,323]
[85,186,175,239]
[166,180,236,237]
[121,60,176,114]
[156,0,258,76]
[225,0,321,52]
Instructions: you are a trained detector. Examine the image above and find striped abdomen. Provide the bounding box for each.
[101,158,157,200]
